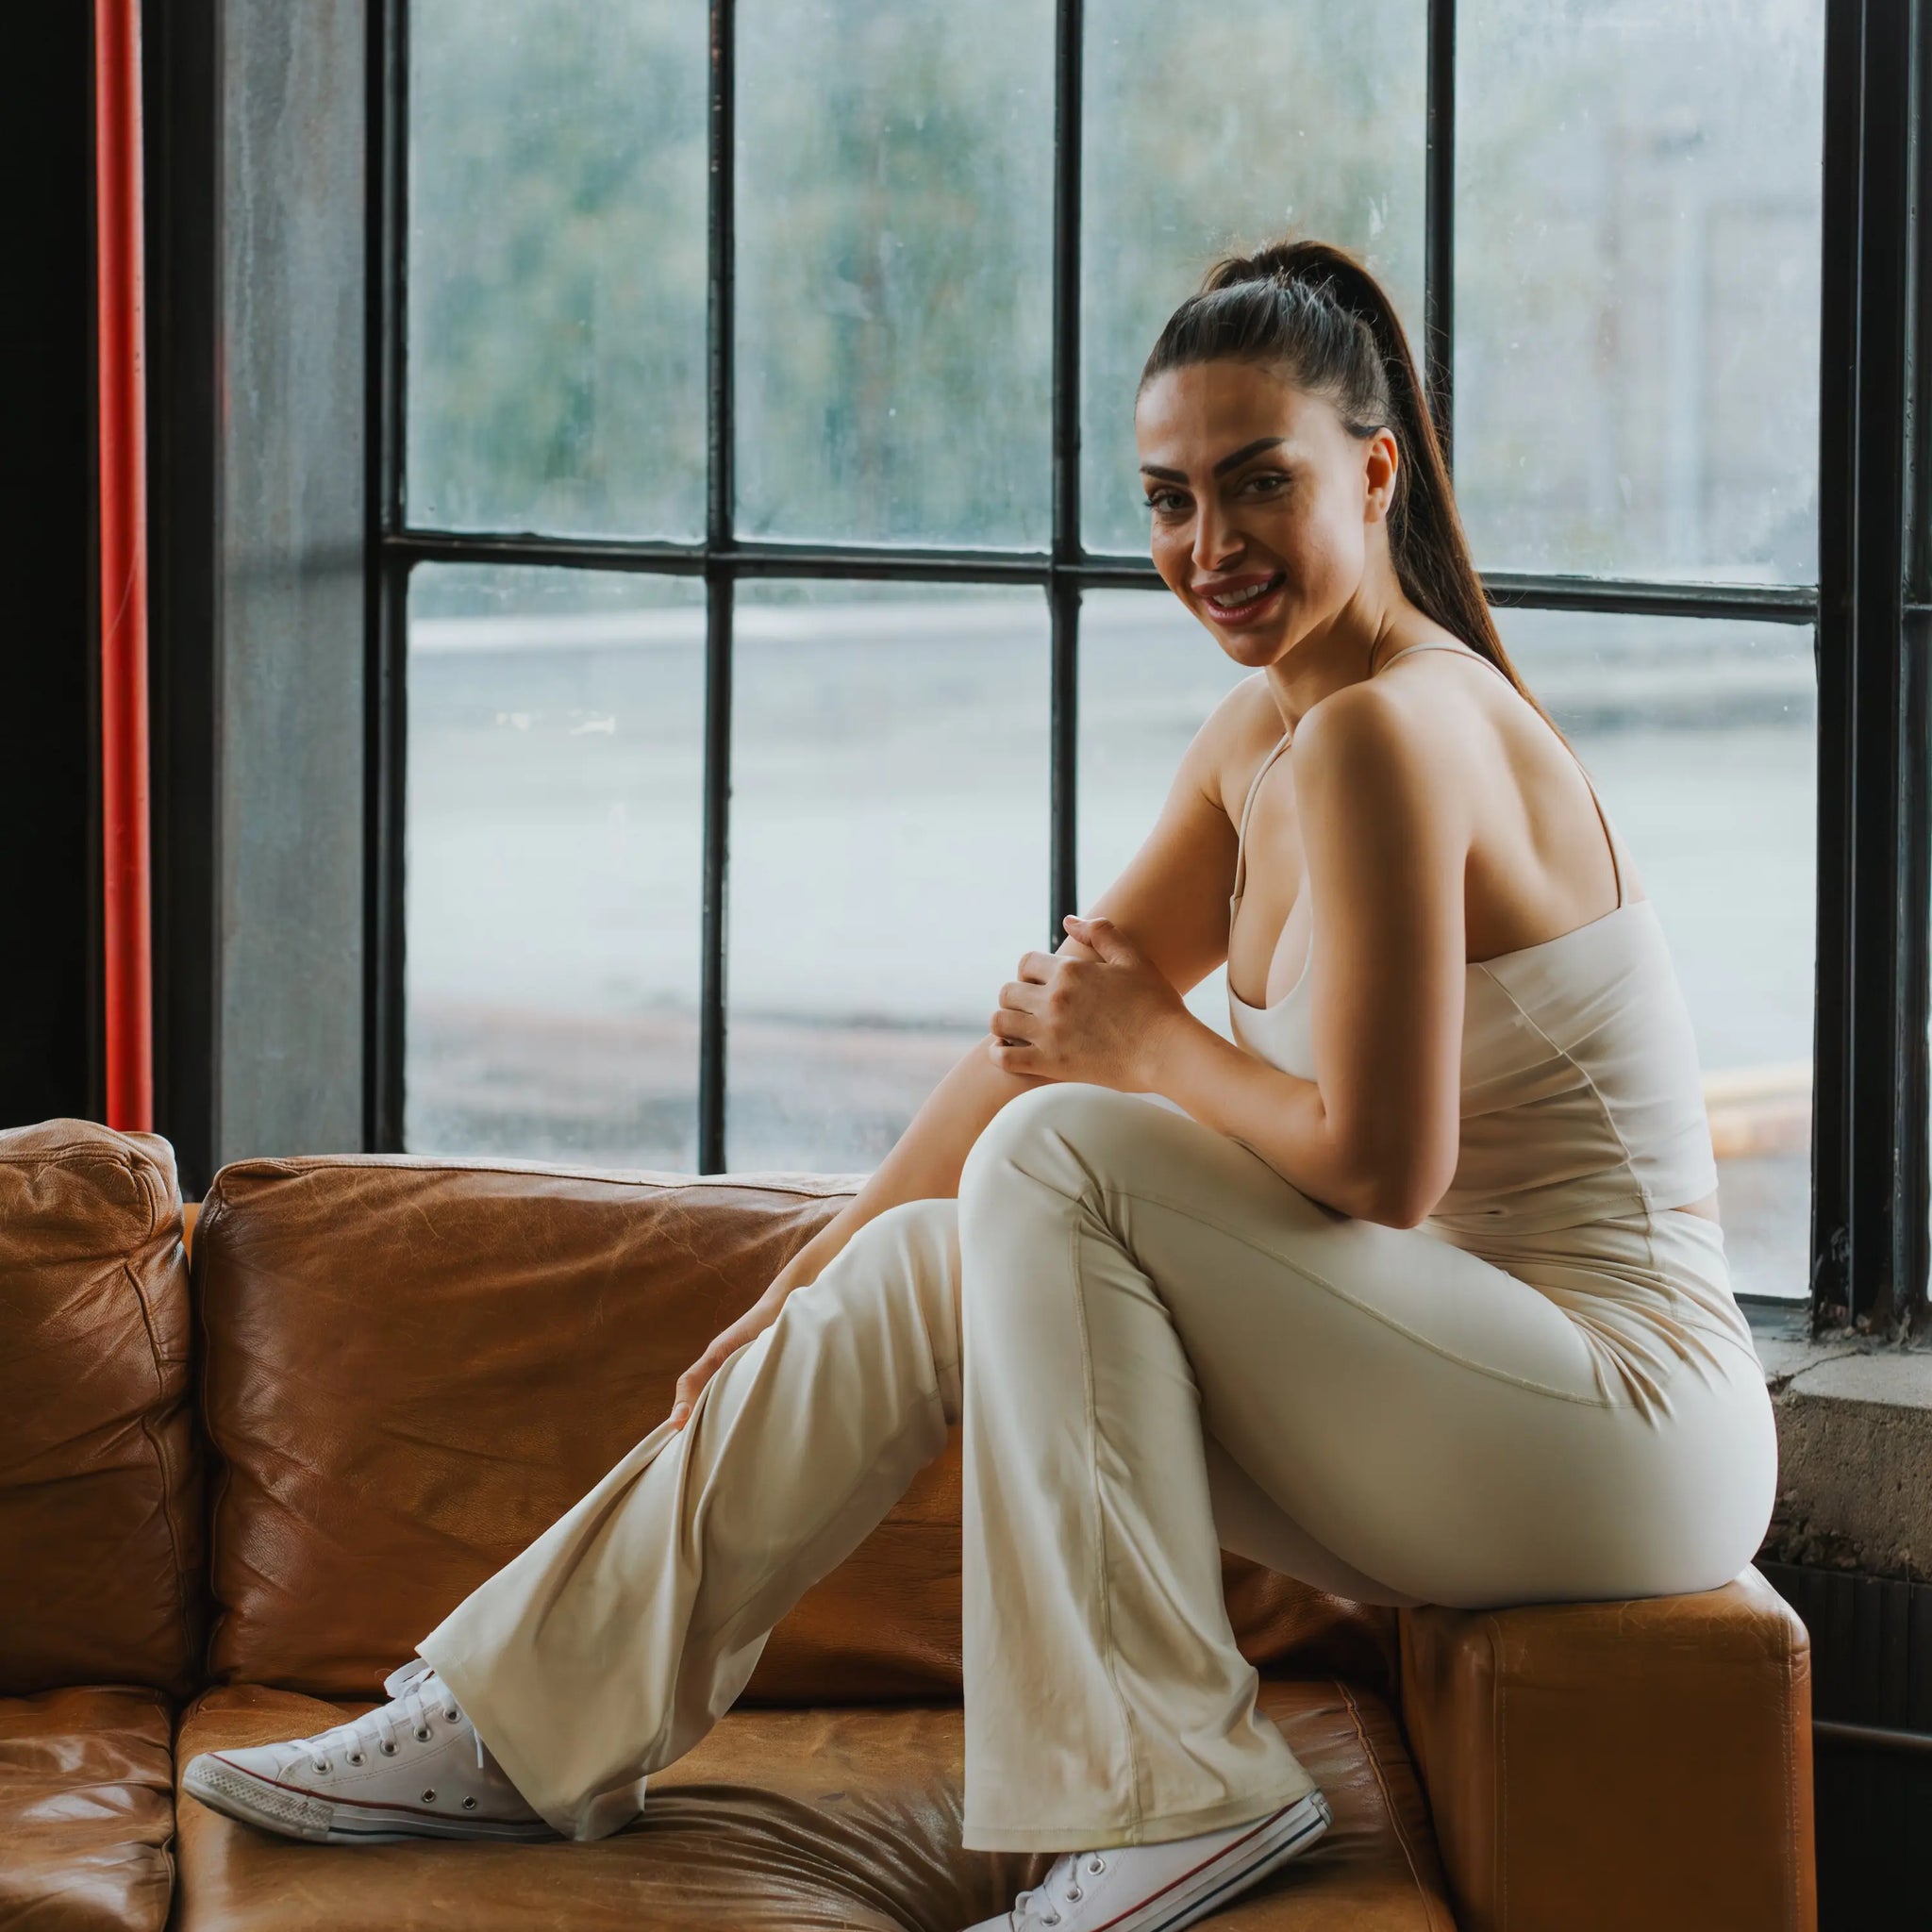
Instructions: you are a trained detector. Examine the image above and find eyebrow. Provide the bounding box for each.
[1140,437,1291,485]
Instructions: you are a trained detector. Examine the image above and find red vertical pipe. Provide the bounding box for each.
[94,0,153,1130]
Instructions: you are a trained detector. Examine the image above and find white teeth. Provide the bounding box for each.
[1210,578,1277,609]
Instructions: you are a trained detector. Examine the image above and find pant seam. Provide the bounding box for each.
[699,1380,952,1668]
[1090,1178,1616,1409]
[1066,1202,1150,1834]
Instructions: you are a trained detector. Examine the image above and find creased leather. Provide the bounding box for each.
[0,1119,204,1699]
[1399,1568,1817,1932]
[193,1155,1393,1702]
[172,1675,1449,1931]
[0,1684,177,1932]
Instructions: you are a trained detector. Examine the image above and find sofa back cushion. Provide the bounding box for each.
[0,1119,205,1697]
[197,1155,1396,1700]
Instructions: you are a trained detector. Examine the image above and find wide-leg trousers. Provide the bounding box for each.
[413,1082,1777,1852]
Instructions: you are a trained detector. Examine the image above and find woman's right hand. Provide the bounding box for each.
[668,1275,801,1429]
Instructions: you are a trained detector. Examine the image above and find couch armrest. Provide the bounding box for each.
[1397,1566,1815,1932]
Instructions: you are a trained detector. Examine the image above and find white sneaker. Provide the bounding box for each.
[963,1790,1331,1931]
[180,1657,563,1844]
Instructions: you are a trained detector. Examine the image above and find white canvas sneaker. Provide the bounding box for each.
[180,1657,565,1844]
[962,1790,1332,1932]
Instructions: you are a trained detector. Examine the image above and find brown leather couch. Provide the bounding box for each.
[2,1116,1817,1931]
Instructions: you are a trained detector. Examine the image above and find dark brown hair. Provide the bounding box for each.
[1141,235,1565,739]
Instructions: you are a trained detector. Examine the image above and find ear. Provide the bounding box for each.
[1363,426,1399,523]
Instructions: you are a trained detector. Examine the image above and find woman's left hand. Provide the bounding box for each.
[987,914,1191,1091]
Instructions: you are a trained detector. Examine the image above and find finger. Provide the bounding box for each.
[989,1038,1040,1074]
[997,979,1045,1015]
[1016,949,1058,983]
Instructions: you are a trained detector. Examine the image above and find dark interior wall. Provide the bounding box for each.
[211,0,368,1169]
[1,9,101,1126]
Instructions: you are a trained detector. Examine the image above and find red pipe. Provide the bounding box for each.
[95,0,153,1131]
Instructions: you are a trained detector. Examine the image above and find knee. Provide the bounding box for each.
[958,1080,1124,1208]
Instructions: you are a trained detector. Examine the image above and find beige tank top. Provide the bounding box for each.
[1225,640,1722,1246]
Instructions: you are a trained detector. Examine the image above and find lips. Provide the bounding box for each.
[1197,572,1287,625]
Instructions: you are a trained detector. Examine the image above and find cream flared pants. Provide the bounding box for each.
[414,1082,1777,1853]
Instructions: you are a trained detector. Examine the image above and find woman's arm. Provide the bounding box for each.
[1144,686,1467,1227]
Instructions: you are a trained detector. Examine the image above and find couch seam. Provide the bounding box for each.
[1337,1676,1452,1931]
[121,1153,198,1689]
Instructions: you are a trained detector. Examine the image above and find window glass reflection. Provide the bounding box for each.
[1457,0,1825,582]
[1081,0,1426,557]
[1497,608,1817,1299]
[734,0,1055,547]
[726,585,1051,1168]
[405,566,708,1164]
[408,0,708,539]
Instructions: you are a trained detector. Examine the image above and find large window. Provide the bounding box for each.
[377,0,1927,1320]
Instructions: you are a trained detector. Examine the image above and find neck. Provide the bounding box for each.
[1260,543,1411,741]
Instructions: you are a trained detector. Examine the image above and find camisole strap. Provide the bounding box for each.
[1230,726,1294,907]
[1374,639,1625,908]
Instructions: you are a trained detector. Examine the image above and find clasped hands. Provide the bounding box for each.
[984,912,1192,1091]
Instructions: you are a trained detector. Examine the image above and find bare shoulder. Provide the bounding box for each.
[1199,672,1298,822]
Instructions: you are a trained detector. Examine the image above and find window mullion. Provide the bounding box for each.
[700,0,736,1173]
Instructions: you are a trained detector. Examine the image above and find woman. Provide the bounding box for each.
[183,238,1777,1932]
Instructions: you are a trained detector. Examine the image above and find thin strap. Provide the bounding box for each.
[1375,639,1624,908]
[1230,727,1294,905]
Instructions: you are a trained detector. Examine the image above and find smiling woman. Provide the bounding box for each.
[186,236,1777,1932]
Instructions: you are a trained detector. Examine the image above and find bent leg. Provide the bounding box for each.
[415,1195,964,1841]
[955,1081,1775,1851]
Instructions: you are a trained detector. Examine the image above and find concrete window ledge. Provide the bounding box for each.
[1750,1319,1932,1578]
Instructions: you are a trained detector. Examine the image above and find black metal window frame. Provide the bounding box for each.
[365,0,1931,1337]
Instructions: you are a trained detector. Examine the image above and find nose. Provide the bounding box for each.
[1190,494,1244,576]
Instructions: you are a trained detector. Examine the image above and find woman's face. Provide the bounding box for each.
[1134,358,1397,664]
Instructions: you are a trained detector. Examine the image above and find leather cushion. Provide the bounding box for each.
[0,1684,177,1932]
[173,1674,1453,1930]
[0,1120,204,1697]
[196,1155,1396,1701]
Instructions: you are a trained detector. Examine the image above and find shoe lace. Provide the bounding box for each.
[1010,1851,1108,1927]
[303,1659,482,1776]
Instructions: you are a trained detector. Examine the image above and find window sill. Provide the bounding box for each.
[1750,1316,1932,1579]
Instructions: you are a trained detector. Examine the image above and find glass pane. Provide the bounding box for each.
[1497,608,1817,1300]
[1077,589,1255,1042]
[408,1,708,539]
[1457,0,1825,582]
[406,565,708,1164]
[1081,2,1427,558]
[734,1,1055,547]
[726,584,1050,1168]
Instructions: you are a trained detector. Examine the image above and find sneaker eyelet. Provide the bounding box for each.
[346,1751,363,1765]
[422,1789,437,1804]
[1066,1887,1082,1902]
[311,1759,328,1774]
[380,1741,397,1756]
[444,1707,458,1722]
[414,1726,431,1741]
[1088,1857,1105,1874]
[462,1796,477,1809]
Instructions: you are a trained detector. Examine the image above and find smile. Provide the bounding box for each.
[1198,573,1287,625]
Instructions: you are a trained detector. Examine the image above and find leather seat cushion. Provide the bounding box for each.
[0,1685,178,1932]
[174,1675,1453,1930]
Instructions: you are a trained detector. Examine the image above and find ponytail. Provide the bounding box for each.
[1141,237,1566,741]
